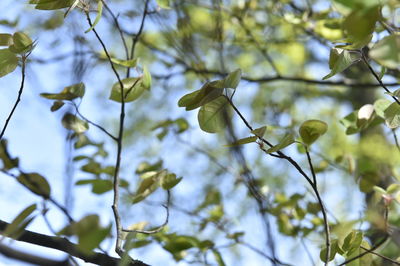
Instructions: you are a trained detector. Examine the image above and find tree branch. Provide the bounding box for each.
[0,220,149,266]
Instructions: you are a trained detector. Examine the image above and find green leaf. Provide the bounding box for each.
[30,0,75,10]
[370,34,400,69]
[223,69,241,89]
[17,172,51,198]
[224,136,257,147]
[0,48,18,77]
[251,126,267,137]
[3,204,37,239]
[85,0,103,33]
[198,96,229,133]
[160,173,182,190]
[109,77,147,103]
[111,57,137,67]
[62,113,89,133]
[58,214,111,253]
[342,7,379,44]
[142,66,152,90]
[178,82,224,111]
[156,0,171,9]
[50,101,65,112]
[373,99,391,118]
[323,48,359,80]
[132,170,170,203]
[342,231,363,254]
[212,249,226,266]
[0,33,13,46]
[383,102,400,128]
[76,179,113,194]
[266,133,295,153]
[0,139,19,170]
[9,32,34,54]
[299,120,328,145]
[320,239,341,262]
[40,82,85,100]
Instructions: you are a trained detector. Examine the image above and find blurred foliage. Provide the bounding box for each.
[1,0,400,265]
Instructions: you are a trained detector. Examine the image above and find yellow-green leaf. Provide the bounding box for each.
[299,120,328,145]
[198,96,229,133]
[17,172,51,198]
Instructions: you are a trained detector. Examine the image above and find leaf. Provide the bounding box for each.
[384,102,400,128]
[212,249,226,266]
[0,33,13,46]
[160,173,182,190]
[224,136,257,147]
[111,57,138,67]
[30,0,75,10]
[3,204,37,239]
[251,126,267,137]
[320,239,341,262]
[131,170,170,203]
[373,99,391,118]
[109,77,147,103]
[156,0,171,9]
[323,48,359,80]
[62,113,89,133]
[76,179,113,194]
[85,0,103,33]
[40,82,85,100]
[0,48,18,77]
[17,172,51,198]
[50,101,65,112]
[0,139,19,170]
[342,7,379,44]
[299,120,328,145]
[342,231,363,254]
[223,69,241,89]
[370,34,400,69]
[9,32,34,54]
[142,66,152,90]
[198,96,229,133]
[58,214,111,253]
[178,82,224,111]
[266,133,295,153]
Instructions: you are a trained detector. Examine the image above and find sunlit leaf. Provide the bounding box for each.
[384,102,400,128]
[17,172,51,198]
[299,120,328,145]
[76,179,113,194]
[156,0,171,9]
[85,0,103,33]
[223,69,241,89]
[0,33,13,46]
[373,99,391,118]
[30,0,75,10]
[198,96,229,133]
[111,57,138,67]
[224,136,257,147]
[370,34,400,69]
[40,82,85,100]
[160,173,182,190]
[323,48,359,80]
[3,204,36,239]
[109,77,147,103]
[0,48,18,77]
[251,126,267,137]
[62,113,89,133]
[266,133,295,153]
[9,32,34,54]
[178,82,224,111]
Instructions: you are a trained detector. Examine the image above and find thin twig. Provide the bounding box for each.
[305,146,317,186]
[0,56,27,141]
[122,190,170,234]
[127,0,150,78]
[225,96,331,265]
[71,102,118,141]
[361,52,400,105]
[360,246,400,265]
